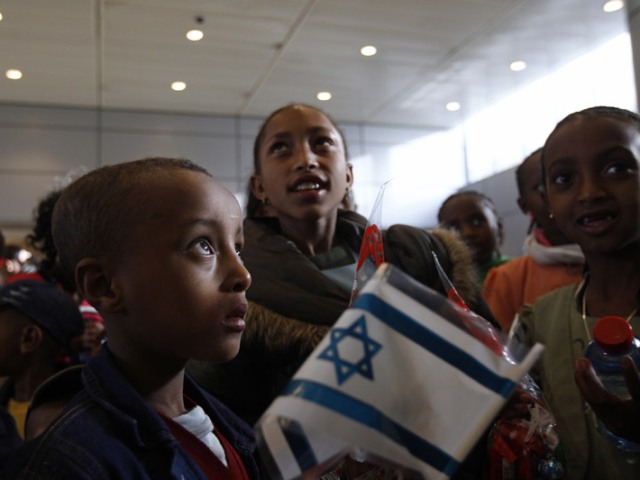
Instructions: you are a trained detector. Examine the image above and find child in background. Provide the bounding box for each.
[519,106,640,479]
[437,190,510,285]
[483,149,584,330]
[0,280,84,439]
[6,158,259,479]
[8,189,105,361]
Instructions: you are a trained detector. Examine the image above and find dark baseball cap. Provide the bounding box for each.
[0,280,84,351]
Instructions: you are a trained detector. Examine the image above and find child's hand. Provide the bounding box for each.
[575,357,640,443]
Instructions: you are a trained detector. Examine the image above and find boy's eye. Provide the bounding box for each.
[194,239,214,256]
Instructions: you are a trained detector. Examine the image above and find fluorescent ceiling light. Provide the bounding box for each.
[603,0,624,13]
[446,102,461,112]
[186,29,204,41]
[510,60,527,71]
[360,45,377,57]
[171,81,187,91]
[6,69,22,80]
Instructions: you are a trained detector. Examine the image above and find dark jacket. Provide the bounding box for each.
[0,404,21,466]
[4,347,260,480]
[188,211,494,426]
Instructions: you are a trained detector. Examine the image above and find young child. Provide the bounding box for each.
[0,279,84,439]
[437,190,510,284]
[519,106,640,479]
[483,149,585,329]
[8,189,106,362]
[6,158,259,479]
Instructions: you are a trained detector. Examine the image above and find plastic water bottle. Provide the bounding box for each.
[584,315,640,453]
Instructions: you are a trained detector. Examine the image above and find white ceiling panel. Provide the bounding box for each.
[0,0,630,127]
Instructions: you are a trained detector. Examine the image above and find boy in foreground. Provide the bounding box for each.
[6,157,258,479]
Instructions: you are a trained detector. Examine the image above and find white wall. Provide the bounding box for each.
[0,103,452,244]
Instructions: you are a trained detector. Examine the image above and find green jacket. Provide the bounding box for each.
[520,283,640,480]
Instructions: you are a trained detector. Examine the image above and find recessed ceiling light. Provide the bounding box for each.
[446,102,460,112]
[510,60,527,72]
[360,45,377,57]
[0,11,4,21]
[186,29,204,41]
[603,0,624,12]
[171,81,187,91]
[317,91,332,101]
[6,69,23,80]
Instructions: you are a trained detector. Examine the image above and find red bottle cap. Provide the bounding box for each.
[593,316,634,354]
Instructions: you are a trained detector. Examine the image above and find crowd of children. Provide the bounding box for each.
[0,104,638,479]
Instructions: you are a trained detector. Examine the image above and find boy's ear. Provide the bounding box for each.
[20,324,43,354]
[76,258,125,314]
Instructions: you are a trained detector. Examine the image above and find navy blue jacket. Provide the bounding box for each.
[4,347,260,479]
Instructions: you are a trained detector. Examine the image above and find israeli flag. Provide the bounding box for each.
[255,264,543,480]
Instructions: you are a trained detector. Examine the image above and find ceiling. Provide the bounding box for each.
[0,0,629,129]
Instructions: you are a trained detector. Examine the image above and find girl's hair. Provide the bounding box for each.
[437,190,500,223]
[541,106,640,185]
[252,103,349,174]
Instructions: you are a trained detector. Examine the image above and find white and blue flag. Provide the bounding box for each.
[255,264,543,480]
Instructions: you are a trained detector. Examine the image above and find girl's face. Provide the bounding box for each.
[438,195,502,264]
[251,106,353,223]
[544,116,640,256]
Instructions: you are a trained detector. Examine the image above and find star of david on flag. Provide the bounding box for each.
[256,264,544,480]
[318,316,382,385]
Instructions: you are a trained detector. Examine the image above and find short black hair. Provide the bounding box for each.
[52,157,211,285]
[252,103,349,174]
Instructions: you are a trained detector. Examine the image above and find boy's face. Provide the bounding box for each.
[438,195,501,264]
[544,116,640,255]
[109,170,251,365]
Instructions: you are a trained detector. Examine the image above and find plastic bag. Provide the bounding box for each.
[485,315,564,480]
[432,254,564,479]
[350,181,389,305]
